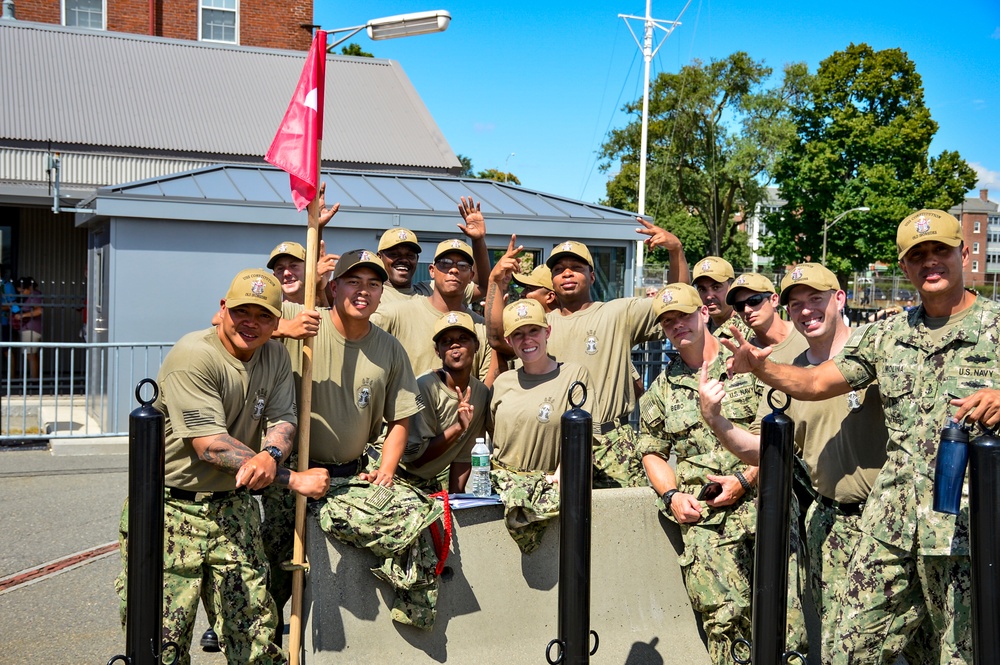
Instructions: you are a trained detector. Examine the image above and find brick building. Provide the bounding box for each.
[12,0,312,50]
[949,189,999,289]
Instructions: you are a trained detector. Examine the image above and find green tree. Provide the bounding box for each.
[456,154,475,177]
[339,43,373,57]
[600,52,807,267]
[764,43,976,272]
[476,168,520,185]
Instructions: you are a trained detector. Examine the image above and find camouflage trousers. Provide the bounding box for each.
[491,467,560,554]
[259,454,297,641]
[115,493,285,665]
[314,474,444,631]
[831,535,972,665]
[669,498,807,665]
[593,422,647,489]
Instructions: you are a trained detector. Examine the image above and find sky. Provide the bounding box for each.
[315,0,1000,207]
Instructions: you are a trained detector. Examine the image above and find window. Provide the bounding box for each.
[200,0,238,43]
[974,221,981,233]
[972,261,979,273]
[63,0,104,29]
[974,242,980,254]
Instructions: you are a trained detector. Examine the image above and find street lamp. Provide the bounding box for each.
[326,10,451,51]
[503,152,515,183]
[822,206,870,266]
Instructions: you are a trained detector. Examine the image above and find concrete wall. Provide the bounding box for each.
[302,487,711,665]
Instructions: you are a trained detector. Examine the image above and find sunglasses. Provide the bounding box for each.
[732,293,769,311]
[434,258,473,273]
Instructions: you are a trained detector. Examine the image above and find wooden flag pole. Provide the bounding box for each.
[287,137,322,665]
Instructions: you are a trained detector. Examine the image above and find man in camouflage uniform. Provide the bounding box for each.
[640,283,806,664]
[484,226,688,488]
[724,210,1000,664]
[282,250,444,630]
[116,270,329,665]
[692,256,753,342]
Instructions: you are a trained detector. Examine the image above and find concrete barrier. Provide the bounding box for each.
[302,487,711,664]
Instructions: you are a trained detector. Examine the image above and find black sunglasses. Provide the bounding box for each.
[732,293,769,311]
[434,258,473,273]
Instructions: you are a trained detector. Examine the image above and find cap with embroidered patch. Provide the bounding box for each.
[546,240,594,270]
[332,249,388,281]
[652,283,702,319]
[692,256,735,284]
[725,273,776,305]
[513,265,554,292]
[225,269,283,318]
[266,241,306,270]
[433,239,474,264]
[378,228,422,254]
[432,311,478,342]
[779,263,841,305]
[503,298,548,337]
[896,209,962,260]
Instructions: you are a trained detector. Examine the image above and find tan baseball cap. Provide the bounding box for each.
[433,238,475,263]
[432,311,478,342]
[779,263,841,305]
[513,265,554,292]
[225,269,283,317]
[725,273,776,305]
[266,241,306,269]
[546,240,594,270]
[652,283,703,319]
[332,249,388,281]
[377,228,422,254]
[896,209,962,260]
[692,256,735,284]
[503,298,548,337]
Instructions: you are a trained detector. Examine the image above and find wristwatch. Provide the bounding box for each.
[263,445,283,464]
[661,488,679,507]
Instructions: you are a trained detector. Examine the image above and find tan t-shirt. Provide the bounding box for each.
[157,328,297,492]
[380,280,434,304]
[490,361,593,474]
[545,298,662,424]
[400,370,492,479]
[371,296,491,381]
[282,303,421,464]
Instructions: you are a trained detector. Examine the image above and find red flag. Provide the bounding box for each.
[266,30,326,212]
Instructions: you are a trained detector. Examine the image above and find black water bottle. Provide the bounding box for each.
[933,420,969,515]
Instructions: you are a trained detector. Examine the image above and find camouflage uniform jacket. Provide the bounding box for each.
[710,311,753,343]
[833,296,1000,556]
[638,346,760,527]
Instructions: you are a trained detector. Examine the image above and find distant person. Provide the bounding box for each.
[645,285,660,298]
[14,277,43,379]
[0,270,17,372]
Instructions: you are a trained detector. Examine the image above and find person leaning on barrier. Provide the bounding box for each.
[280,249,445,631]
[396,311,493,494]
[484,220,689,489]
[722,210,1000,665]
[489,298,592,554]
[691,257,753,342]
[638,283,806,665]
[115,269,329,665]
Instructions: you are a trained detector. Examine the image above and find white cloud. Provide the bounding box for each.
[473,122,495,133]
[970,162,1000,197]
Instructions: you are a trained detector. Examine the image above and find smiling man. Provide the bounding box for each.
[723,210,1000,665]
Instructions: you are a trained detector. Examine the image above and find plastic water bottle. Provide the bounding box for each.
[933,420,969,515]
[469,437,492,497]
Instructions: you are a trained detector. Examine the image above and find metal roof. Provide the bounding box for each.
[82,164,644,231]
[0,20,460,171]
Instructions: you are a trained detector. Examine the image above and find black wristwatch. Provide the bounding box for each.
[661,488,679,507]
[263,445,283,464]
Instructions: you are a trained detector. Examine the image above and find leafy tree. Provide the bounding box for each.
[456,154,475,177]
[339,43,373,57]
[476,168,520,185]
[765,43,976,272]
[600,52,807,267]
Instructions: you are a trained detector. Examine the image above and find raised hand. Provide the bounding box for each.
[698,361,726,424]
[635,217,682,252]
[457,196,486,241]
[489,234,524,289]
[456,385,474,431]
[317,182,340,228]
[720,327,771,377]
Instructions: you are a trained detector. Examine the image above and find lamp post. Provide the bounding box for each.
[822,206,870,266]
[503,152,515,183]
[325,10,451,51]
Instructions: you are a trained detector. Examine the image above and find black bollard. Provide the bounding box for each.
[108,379,168,665]
[968,427,1000,662]
[546,381,598,665]
[748,390,795,665]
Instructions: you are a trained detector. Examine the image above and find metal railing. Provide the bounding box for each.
[1,341,173,440]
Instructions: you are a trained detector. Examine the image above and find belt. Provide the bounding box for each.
[815,494,864,517]
[309,458,362,479]
[593,415,628,436]
[167,487,245,502]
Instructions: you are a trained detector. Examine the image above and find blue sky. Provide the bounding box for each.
[316,0,1000,207]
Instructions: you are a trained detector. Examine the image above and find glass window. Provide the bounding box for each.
[974,221,981,233]
[200,0,238,43]
[974,242,981,254]
[64,0,104,29]
[972,261,979,273]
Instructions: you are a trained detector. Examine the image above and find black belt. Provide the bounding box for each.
[816,494,864,517]
[167,487,245,502]
[594,415,628,436]
[309,458,362,478]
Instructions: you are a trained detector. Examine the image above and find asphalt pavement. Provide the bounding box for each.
[0,448,226,665]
